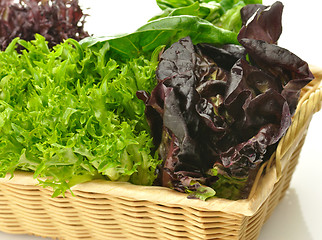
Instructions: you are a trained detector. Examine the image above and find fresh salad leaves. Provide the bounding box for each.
[150,0,263,33]
[0,0,313,202]
[0,0,89,51]
[0,0,250,197]
[80,15,239,62]
[138,1,313,200]
[0,35,160,196]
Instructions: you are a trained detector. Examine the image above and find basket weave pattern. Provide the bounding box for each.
[0,67,321,240]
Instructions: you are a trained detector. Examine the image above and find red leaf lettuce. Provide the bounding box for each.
[138,1,314,200]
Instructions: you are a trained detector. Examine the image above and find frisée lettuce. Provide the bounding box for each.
[0,35,160,196]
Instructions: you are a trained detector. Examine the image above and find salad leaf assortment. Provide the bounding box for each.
[0,0,89,51]
[0,0,314,200]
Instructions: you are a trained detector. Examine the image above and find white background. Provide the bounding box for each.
[0,0,321,239]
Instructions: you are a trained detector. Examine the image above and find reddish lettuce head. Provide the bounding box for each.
[138,2,313,200]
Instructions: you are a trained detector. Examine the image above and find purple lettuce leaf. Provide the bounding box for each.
[0,0,89,51]
[238,1,284,44]
[196,43,246,71]
[239,38,314,115]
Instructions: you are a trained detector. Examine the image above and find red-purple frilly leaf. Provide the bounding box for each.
[0,0,89,50]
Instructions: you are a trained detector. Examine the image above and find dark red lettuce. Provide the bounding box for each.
[238,1,283,44]
[0,0,89,50]
[138,2,314,200]
[239,38,314,114]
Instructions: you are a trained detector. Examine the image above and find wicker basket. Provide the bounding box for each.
[0,66,321,240]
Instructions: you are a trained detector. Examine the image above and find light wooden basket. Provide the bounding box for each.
[0,66,321,240]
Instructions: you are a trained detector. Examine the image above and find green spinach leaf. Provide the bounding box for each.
[80,15,239,61]
[150,0,263,33]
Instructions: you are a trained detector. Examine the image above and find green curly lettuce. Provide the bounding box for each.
[0,35,160,196]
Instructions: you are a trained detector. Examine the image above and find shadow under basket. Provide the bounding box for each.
[0,66,322,240]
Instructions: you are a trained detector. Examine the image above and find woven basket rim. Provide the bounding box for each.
[1,66,321,217]
[0,170,274,216]
[0,168,275,216]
